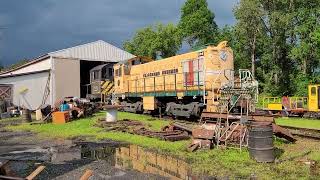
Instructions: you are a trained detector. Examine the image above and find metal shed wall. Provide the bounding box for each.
[0,71,50,110]
[53,57,80,102]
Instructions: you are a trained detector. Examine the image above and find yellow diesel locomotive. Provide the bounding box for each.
[112,41,257,118]
[112,41,232,117]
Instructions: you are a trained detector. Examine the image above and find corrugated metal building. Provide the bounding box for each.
[0,40,134,110]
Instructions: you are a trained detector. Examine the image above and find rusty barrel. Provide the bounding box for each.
[22,109,32,122]
[248,121,274,163]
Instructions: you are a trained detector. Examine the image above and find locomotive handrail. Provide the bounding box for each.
[125,70,206,94]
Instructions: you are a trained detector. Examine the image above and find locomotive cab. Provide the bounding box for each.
[114,56,153,96]
[88,63,115,100]
[308,84,320,112]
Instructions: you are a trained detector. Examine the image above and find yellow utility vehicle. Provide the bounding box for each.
[263,84,320,118]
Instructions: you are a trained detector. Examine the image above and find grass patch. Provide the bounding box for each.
[0,116,20,122]
[275,117,320,130]
[7,111,181,153]
[118,112,170,131]
[6,112,320,179]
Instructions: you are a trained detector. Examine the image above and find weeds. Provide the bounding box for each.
[6,112,320,179]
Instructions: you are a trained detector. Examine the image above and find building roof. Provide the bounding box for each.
[49,40,135,62]
[0,55,50,76]
[0,40,135,76]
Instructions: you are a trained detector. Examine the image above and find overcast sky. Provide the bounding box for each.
[0,0,238,66]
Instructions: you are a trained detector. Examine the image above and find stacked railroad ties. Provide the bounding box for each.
[100,41,295,163]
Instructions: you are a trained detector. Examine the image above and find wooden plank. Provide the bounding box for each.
[25,166,45,180]
[79,169,93,180]
[252,115,274,122]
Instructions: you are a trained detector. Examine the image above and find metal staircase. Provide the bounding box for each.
[215,69,258,148]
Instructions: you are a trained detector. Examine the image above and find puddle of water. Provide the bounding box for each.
[79,143,196,179]
[0,147,51,161]
[50,146,82,164]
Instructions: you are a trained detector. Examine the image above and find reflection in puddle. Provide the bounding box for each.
[51,147,82,163]
[116,145,192,180]
[1,142,199,179]
[80,144,194,179]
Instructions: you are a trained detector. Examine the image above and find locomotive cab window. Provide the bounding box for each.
[124,64,130,75]
[108,68,113,77]
[115,68,121,77]
[101,68,107,79]
[92,70,100,80]
[311,87,316,95]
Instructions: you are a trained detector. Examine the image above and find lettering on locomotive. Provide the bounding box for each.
[143,68,178,78]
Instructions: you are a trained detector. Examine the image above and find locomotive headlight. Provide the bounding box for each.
[219,50,228,61]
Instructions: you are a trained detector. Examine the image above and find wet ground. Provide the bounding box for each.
[0,119,207,180]
[0,119,169,179]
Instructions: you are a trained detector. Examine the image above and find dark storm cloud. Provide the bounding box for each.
[0,0,237,66]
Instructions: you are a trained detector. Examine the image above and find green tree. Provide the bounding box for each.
[233,0,320,96]
[289,1,320,76]
[178,0,218,47]
[216,26,251,70]
[234,0,265,77]
[123,23,181,59]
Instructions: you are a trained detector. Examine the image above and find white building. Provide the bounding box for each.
[0,40,134,110]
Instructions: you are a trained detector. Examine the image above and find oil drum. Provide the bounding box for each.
[22,109,32,122]
[248,121,274,162]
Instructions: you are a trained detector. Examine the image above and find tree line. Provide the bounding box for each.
[124,0,320,96]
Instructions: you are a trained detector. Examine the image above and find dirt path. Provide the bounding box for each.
[0,119,166,179]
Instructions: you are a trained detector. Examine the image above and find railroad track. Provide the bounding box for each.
[277,125,320,140]
[132,112,320,140]
[160,115,320,140]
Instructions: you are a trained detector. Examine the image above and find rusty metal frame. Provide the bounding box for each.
[201,112,274,122]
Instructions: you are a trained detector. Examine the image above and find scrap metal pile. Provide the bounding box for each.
[165,121,249,152]
[53,97,99,117]
[33,97,100,123]
[169,121,295,153]
[95,119,190,141]
[0,98,21,119]
[96,117,295,153]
